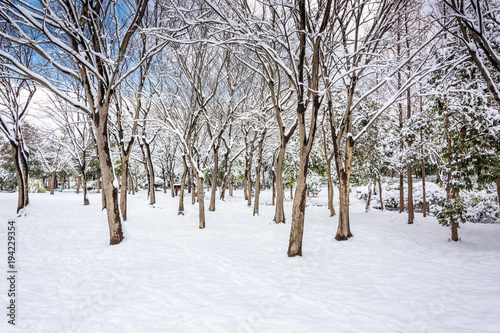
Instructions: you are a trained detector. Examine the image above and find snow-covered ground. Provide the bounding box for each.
[1,188,500,332]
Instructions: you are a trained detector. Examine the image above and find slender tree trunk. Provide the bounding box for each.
[244,157,248,201]
[247,169,252,206]
[399,173,404,213]
[272,167,276,206]
[326,160,335,216]
[209,146,219,211]
[142,141,155,205]
[290,184,293,199]
[261,166,265,191]
[170,173,175,198]
[253,133,265,216]
[422,158,427,217]
[274,147,287,223]
[96,176,100,193]
[187,168,192,194]
[129,170,135,195]
[229,181,233,197]
[76,175,81,194]
[407,165,414,224]
[178,156,187,215]
[197,175,205,229]
[378,173,384,211]
[192,173,196,205]
[120,159,129,220]
[82,172,89,206]
[94,108,124,245]
[496,178,500,207]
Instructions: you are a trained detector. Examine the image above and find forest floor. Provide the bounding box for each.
[0,187,499,332]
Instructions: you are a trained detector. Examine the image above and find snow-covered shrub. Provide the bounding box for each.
[28,179,46,193]
[307,172,322,197]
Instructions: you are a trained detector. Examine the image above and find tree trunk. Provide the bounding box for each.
[11,144,29,213]
[197,175,205,229]
[170,173,175,198]
[422,160,427,217]
[129,170,135,195]
[287,149,309,257]
[120,159,129,221]
[82,172,89,206]
[209,146,219,211]
[229,181,233,197]
[244,157,248,201]
[247,169,252,206]
[144,142,155,205]
[399,174,404,213]
[178,156,187,215]
[76,175,81,194]
[253,134,265,216]
[97,176,101,193]
[94,109,124,245]
[378,173,384,211]
[50,172,56,195]
[187,168,192,194]
[407,164,414,224]
[326,160,336,216]
[192,174,196,205]
[290,184,293,199]
[272,167,276,206]
[451,221,459,241]
[495,178,500,207]
[274,147,287,223]
[336,171,353,240]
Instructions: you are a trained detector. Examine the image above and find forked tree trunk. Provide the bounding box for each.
[274,147,287,223]
[209,146,219,211]
[178,156,187,215]
[94,108,124,245]
[197,175,205,229]
[407,165,414,224]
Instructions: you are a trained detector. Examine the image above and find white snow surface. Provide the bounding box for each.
[1,189,500,332]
